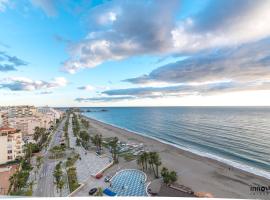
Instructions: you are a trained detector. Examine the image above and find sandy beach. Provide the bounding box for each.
[82,115,270,198]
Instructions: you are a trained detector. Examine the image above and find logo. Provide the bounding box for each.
[250,185,270,196]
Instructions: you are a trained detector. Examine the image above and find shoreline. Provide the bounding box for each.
[83,114,270,198]
[83,115,270,181]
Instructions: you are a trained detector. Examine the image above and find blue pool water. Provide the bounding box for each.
[109,169,147,196]
[81,107,270,179]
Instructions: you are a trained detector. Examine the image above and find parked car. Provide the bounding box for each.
[104,175,112,182]
[88,187,98,195]
[95,173,103,179]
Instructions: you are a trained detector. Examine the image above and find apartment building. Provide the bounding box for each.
[8,106,37,118]
[0,112,8,127]
[37,106,62,123]
[8,117,45,136]
[0,106,62,137]
[0,127,24,165]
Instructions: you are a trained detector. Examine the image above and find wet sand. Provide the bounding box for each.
[83,115,270,198]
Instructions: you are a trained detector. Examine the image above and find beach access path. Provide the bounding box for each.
[67,115,111,184]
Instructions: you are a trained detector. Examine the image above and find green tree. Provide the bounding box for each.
[142,152,149,171]
[76,138,81,146]
[169,171,177,184]
[79,131,90,142]
[161,167,177,185]
[148,152,156,176]
[137,154,144,171]
[58,180,65,196]
[161,167,170,185]
[91,134,103,153]
[95,187,103,196]
[108,137,119,163]
[33,127,40,142]
[153,152,162,178]
[53,162,64,194]
[35,156,43,180]
[137,152,149,171]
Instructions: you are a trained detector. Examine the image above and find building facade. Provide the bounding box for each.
[0,112,8,127]
[0,127,24,165]
[8,106,37,118]
[0,106,62,137]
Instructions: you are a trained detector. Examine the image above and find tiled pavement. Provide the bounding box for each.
[68,115,111,183]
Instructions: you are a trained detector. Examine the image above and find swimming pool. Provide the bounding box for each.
[109,169,147,196]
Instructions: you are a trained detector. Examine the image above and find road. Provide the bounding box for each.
[33,117,66,197]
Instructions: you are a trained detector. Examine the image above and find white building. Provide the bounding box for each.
[7,106,37,118]
[0,127,24,165]
[0,106,62,138]
[37,106,62,122]
[8,117,46,136]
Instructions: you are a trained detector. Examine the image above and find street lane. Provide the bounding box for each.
[33,118,66,197]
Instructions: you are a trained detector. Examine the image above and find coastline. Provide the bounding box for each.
[83,114,270,180]
[83,114,270,198]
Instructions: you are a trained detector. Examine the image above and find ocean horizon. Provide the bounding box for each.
[78,106,270,179]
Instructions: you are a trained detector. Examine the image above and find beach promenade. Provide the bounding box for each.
[82,115,270,199]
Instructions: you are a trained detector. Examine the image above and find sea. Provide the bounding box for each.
[80,107,270,179]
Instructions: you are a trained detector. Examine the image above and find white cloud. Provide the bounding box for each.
[77,84,95,91]
[62,0,179,73]
[171,0,270,52]
[0,76,68,91]
[125,38,270,85]
[97,11,117,25]
[61,0,270,73]
[52,77,68,87]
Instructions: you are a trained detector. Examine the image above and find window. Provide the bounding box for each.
[8,150,12,154]
[7,156,13,160]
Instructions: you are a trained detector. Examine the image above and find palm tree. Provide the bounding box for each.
[35,156,43,180]
[33,127,40,142]
[24,143,32,164]
[148,152,156,176]
[142,152,149,171]
[153,152,162,178]
[8,173,18,193]
[91,134,103,153]
[53,162,63,193]
[137,154,145,171]
[108,137,119,163]
[161,167,170,185]
[58,180,65,196]
[98,134,102,151]
[91,134,98,152]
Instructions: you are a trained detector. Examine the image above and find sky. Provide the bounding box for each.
[1,0,270,107]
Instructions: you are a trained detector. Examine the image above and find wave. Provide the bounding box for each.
[83,114,270,180]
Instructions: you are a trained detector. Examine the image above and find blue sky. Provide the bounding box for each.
[1,0,270,106]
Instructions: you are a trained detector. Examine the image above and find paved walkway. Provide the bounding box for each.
[68,115,110,183]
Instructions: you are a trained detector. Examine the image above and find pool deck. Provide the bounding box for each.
[72,158,151,197]
[108,169,147,196]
